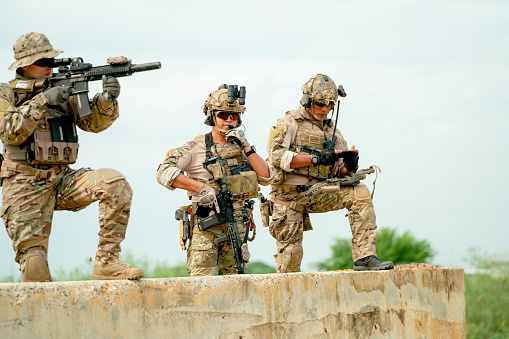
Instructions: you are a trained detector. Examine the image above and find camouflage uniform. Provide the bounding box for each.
[157,134,273,276]
[0,32,142,281]
[267,104,379,273]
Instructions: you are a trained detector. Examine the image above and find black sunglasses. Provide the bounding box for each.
[32,58,55,68]
[216,112,240,121]
[313,101,328,107]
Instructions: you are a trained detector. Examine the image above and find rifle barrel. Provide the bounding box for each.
[131,62,161,72]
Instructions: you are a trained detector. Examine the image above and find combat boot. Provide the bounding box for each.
[353,255,394,271]
[20,248,52,282]
[92,252,144,280]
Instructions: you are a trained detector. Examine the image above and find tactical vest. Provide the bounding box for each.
[2,78,79,165]
[202,132,259,201]
[288,110,334,179]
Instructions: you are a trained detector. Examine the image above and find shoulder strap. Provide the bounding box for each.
[204,132,213,163]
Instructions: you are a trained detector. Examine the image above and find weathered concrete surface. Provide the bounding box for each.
[0,268,466,338]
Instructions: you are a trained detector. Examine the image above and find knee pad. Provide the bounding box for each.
[96,168,126,184]
[353,183,371,201]
[96,168,133,202]
[21,252,52,282]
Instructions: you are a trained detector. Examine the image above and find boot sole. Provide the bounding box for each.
[353,264,394,271]
[92,272,144,280]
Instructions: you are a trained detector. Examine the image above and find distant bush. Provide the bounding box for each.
[464,248,509,338]
[312,227,436,271]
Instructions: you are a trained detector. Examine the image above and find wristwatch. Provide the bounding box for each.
[311,153,319,165]
[245,146,257,157]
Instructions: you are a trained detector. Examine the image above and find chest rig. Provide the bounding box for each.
[288,110,334,179]
[3,79,79,165]
[203,132,259,201]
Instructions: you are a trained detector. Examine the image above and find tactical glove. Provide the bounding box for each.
[311,148,339,166]
[341,151,359,173]
[102,75,120,102]
[43,86,70,106]
[196,184,218,211]
[225,128,250,149]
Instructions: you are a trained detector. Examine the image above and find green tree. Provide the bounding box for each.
[312,227,436,271]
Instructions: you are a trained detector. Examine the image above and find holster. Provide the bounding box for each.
[259,198,273,227]
[175,205,192,250]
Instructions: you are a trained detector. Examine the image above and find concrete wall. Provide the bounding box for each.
[0,268,466,338]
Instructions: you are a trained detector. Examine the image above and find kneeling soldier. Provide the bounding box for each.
[266,74,394,273]
[0,32,143,282]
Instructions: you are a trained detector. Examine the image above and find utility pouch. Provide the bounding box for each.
[198,212,227,232]
[225,170,259,200]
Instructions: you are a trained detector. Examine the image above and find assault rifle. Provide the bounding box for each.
[199,154,246,274]
[47,56,161,118]
[304,166,379,197]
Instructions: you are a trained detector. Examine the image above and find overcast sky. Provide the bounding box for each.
[1,0,508,278]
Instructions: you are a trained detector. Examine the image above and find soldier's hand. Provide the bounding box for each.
[102,75,120,102]
[225,128,250,149]
[340,146,359,173]
[313,148,339,165]
[341,152,359,173]
[44,86,70,106]
[197,184,219,212]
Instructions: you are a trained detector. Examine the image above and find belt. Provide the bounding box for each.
[3,160,65,180]
[269,195,306,213]
[274,184,308,194]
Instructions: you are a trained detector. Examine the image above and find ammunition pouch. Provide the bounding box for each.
[3,113,79,165]
[198,212,227,232]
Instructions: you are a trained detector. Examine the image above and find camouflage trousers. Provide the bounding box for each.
[0,165,132,263]
[187,209,249,276]
[269,183,377,273]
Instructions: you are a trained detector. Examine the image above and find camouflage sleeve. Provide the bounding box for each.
[0,85,48,145]
[156,140,198,190]
[257,163,275,186]
[267,116,298,172]
[74,93,119,133]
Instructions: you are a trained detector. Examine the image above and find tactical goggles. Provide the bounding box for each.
[215,111,240,121]
[32,58,55,68]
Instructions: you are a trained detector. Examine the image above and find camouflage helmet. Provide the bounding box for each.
[300,74,338,108]
[8,32,64,70]
[203,84,246,126]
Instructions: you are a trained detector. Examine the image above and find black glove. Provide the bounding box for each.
[102,75,120,102]
[311,148,339,166]
[43,86,70,106]
[341,151,359,173]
